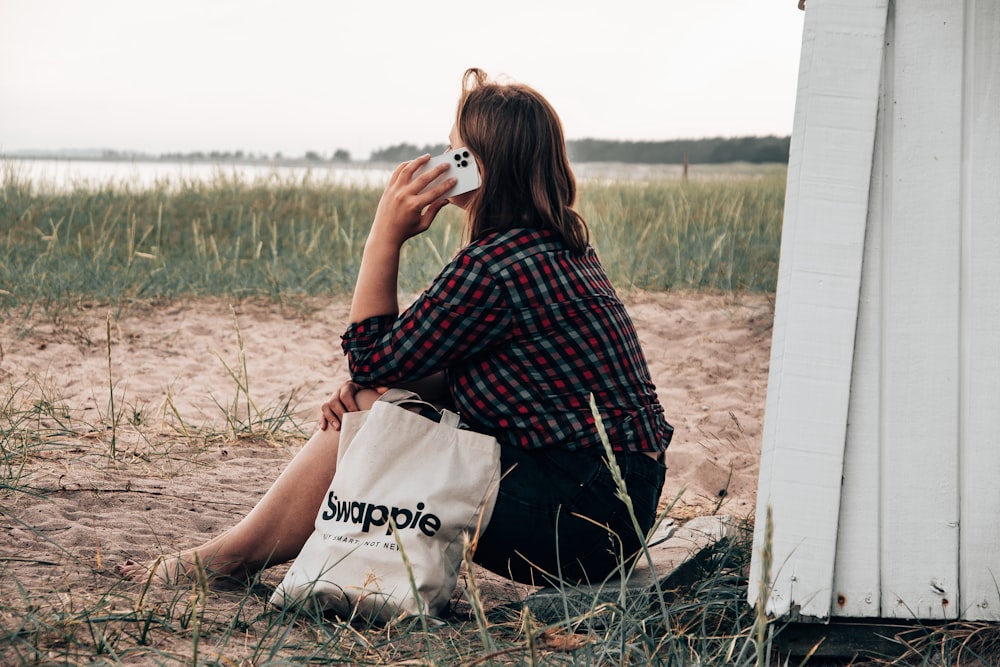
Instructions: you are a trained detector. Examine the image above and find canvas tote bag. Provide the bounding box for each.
[270,389,501,621]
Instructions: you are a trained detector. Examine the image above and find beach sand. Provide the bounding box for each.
[0,290,772,646]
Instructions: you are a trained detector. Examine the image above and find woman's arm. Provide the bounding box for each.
[342,254,510,387]
[349,156,455,323]
[349,239,402,323]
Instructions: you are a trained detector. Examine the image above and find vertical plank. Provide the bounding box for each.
[960,0,1000,623]
[831,32,890,616]
[747,0,813,613]
[879,0,963,620]
[750,0,888,619]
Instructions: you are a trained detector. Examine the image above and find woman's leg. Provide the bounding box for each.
[118,389,382,583]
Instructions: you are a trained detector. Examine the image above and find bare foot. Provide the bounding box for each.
[115,554,249,588]
[115,556,191,585]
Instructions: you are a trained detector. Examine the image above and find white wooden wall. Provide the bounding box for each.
[750,0,1000,622]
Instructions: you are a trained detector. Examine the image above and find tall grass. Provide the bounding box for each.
[582,176,784,292]
[1,166,784,317]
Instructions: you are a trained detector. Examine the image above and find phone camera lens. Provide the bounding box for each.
[453,154,461,162]
[462,150,469,158]
[460,160,468,167]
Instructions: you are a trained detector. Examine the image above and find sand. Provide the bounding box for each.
[0,290,772,617]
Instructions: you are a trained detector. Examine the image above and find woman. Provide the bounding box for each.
[119,68,672,587]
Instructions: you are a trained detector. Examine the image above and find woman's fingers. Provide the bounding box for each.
[399,156,454,203]
[320,381,381,431]
[320,399,342,431]
[401,161,454,214]
[402,153,432,173]
[375,183,456,243]
[408,157,450,190]
[420,197,451,227]
[319,385,351,431]
[337,382,362,412]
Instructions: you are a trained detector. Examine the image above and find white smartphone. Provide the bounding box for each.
[415,147,481,198]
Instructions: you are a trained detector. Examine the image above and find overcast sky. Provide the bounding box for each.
[0,1,805,160]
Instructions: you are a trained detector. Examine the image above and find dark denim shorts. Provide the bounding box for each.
[473,445,666,586]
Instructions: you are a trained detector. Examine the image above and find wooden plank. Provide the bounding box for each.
[879,0,963,620]
[959,0,1000,623]
[749,0,814,613]
[831,43,889,617]
[751,0,889,620]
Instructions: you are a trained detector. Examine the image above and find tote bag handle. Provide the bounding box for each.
[378,388,461,428]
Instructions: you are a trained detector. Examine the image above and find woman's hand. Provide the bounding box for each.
[320,381,388,431]
[369,156,456,246]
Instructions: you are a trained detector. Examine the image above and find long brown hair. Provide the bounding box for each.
[456,68,589,254]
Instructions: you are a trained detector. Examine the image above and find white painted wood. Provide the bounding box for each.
[878,1,963,621]
[755,0,1000,623]
[830,46,889,617]
[750,0,889,620]
[959,0,1000,623]
[747,0,812,613]
[748,0,816,611]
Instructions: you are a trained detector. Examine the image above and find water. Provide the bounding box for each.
[2,158,778,191]
[2,158,395,191]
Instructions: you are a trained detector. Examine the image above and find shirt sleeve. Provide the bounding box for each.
[341,252,511,385]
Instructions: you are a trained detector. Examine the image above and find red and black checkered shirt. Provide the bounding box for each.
[341,228,673,453]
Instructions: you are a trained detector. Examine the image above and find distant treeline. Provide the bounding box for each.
[6,135,790,165]
[369,135,789,164]
[567,136,790,164]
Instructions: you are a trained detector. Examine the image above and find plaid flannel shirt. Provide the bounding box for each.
[342,228,673,453]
